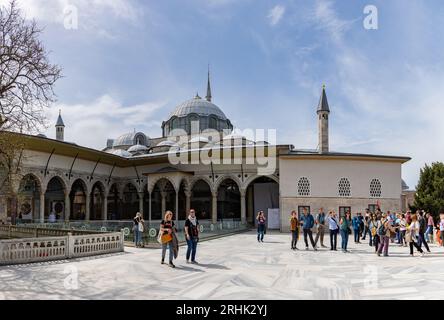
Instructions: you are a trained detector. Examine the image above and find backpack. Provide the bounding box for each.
[377,221,386,236]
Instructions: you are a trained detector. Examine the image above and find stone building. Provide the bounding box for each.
[0,73,411,231]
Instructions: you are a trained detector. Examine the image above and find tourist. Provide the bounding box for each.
[439,214,444,247]
[339,212,352,253]
[48,210,56,223]
[327,211,339,251]
[377,213,397,257]
[314,208,327,248]
[256,211,266,243]
[300,208,317,251]
[406,210,412,225]
[406,213,425,257]
[352,213,361,244]
[290,211,299,250]
[138,214,145,248]
[362,209,371,242]
[417,211,431,253]
[133,212,141,247]
[426,212,434,243]
[160,211,176,268]
[369,214,380,250]
[398,214,407,247]
[185,209,199,264]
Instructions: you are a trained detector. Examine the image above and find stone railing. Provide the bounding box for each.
[0,231,124,266]
[0,225,100,239]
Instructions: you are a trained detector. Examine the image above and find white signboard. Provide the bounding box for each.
[267,208,280,230]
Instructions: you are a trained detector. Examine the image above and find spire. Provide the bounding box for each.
[56,109,65,127]
[206,65,212,102]
[317,85,330,113]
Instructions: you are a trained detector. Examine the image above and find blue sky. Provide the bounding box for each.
[5,0,444,189]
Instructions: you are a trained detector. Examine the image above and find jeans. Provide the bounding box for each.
[373,235,380,252]
[134,229,140,246]
[409,241,423,255]
[303,229,316,248]
[426,226,433,243]
[314,225,325,246]
[399,230,406,246]
[330,229,338,250]
[162,241,173,264]
[362,226,371,240]
[340,229,349,250]
[377,235,390,256]
[353,229,360,243]
[186,237,198,262]
[417,233,430,252]
[291,230,298,249]
[257,224,265,241]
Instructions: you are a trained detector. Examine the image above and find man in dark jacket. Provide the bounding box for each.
[417,211,431,253]
[300,208,317,251]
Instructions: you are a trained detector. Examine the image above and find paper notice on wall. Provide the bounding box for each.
[267,208,280,230]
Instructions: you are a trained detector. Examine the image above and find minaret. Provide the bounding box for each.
[205,66,212,102]
[55,109,65,141]
[317,85,330,154]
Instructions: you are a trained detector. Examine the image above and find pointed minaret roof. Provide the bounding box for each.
[317,85,330,113]
[206,65,212,102]
[56,109,65,127]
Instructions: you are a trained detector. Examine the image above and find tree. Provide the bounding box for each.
[0,0,62,132]
[0,0,62,222]
[414,162,444,217]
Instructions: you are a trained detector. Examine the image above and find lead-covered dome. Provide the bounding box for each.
[162,94,233,137]
[113,132,149,148]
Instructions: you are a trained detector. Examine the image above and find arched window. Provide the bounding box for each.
[370,179,382,198]
[338,178,351,197]
[298,177,310,196]
[209,116,217,130]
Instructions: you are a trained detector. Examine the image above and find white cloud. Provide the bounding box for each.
[268,5,285,26]
[43,95,167,149]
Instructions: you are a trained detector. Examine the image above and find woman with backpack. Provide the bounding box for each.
[339,212,352,253]
[377,213,397,257]
[257,211,266,243]
[369,214,380,251]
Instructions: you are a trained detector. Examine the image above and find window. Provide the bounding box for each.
[209,116,217,130]
[297,177,311,196]
[338,178,351,197]
[298,206,310,220]
[339,206,351,218]
[370,179,382,198]
[368,204,377,213]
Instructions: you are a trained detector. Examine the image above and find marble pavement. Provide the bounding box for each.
[1,231,444,300]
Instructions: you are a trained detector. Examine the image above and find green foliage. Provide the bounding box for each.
[414,162,444,217]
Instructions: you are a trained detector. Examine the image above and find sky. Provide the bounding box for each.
[2,0,444,189]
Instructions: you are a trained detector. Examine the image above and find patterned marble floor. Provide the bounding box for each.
[1,231,444,300]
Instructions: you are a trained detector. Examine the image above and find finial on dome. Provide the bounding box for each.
[195,92,201,99]
[206,64,212,102]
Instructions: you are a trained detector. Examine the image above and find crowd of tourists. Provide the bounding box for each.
[283,208,444,256]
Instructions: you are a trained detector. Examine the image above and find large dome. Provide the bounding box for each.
[169,96,228,120]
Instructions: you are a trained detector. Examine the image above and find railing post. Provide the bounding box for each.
[67,233,74,259]
[121,229,125,251]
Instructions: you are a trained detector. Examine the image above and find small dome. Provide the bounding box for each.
[190,136,209,143]
[127,144,149,153]
[157,140,179,147]
[169,97,228,120]
[113,132,149,148]
[107,149,132,157]
[402,179,409,191]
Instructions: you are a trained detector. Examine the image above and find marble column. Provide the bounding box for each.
[161,191,167,215]
[39,192,45,223]
[85,193,91,221]
[212,193,218,224]
[241,192,246,225]
[175,191,179,225]
[185,191,191,215]
[102,195,108,221]
[64,192,71,222]
[138,192,144,215]
[148,191,152,223]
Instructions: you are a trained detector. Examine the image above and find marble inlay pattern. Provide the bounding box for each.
[1,231,444,300]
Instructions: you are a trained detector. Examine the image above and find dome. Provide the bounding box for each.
[113,132,149,148]
[402,179,409,191]
[127,144,149,153]
[107,149,132,157]
[169,96,228,120]
[157,140,179,147]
